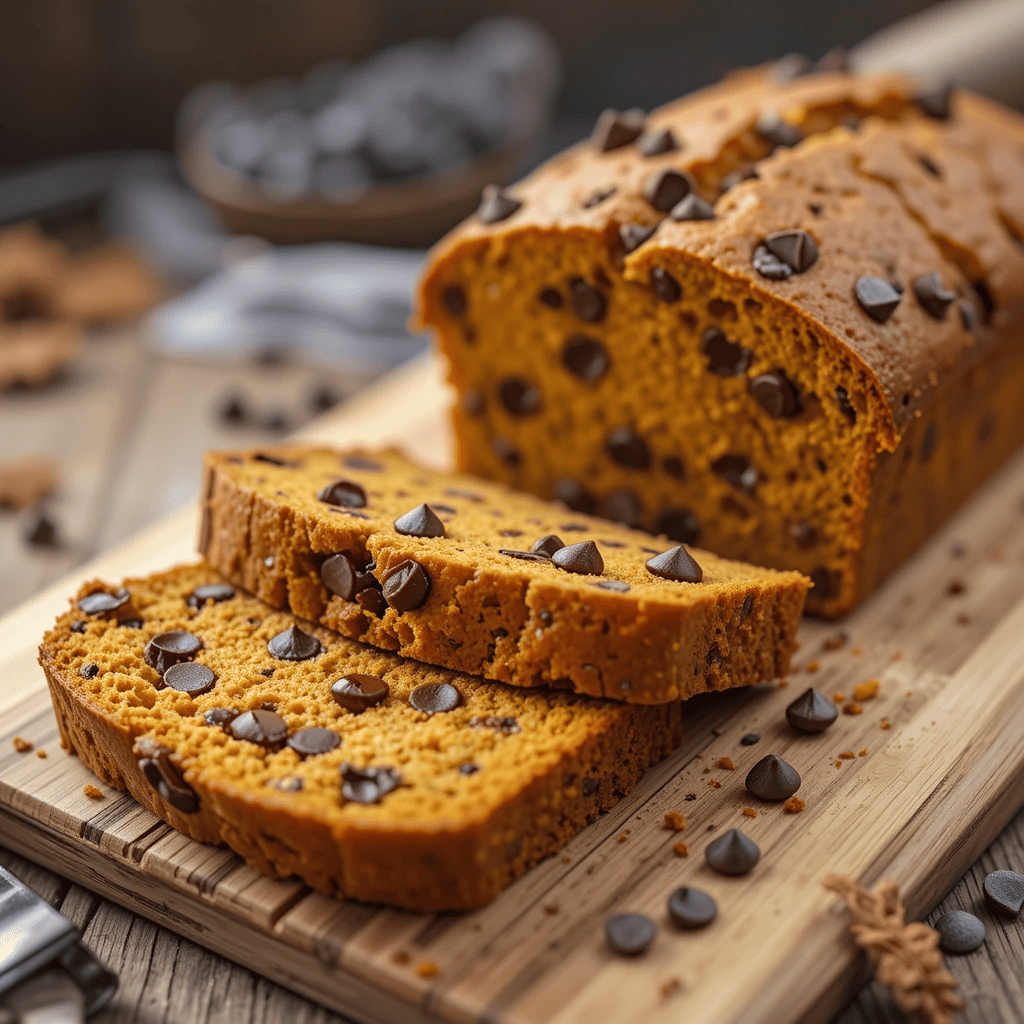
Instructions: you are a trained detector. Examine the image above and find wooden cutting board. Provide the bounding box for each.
[3,350,1024,1024]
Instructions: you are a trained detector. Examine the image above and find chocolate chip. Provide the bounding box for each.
[644,168,691,212]
[569,280,607,323]
[263,410,291,433]
[220,395,247,424]
[912,272,955,319]
[745,754,801,801]
[79,662,99,679]
[492,436,521,466]
[958,298,977,331]
[135,738,198,814]
[810,567,836,599]
[756,112,803,150]
[916,153,942,178]
[740,733,761,746]
[921,422,937,463]
[604,913,656,956]
[70,620,87,633]
[706,829,760,876]
[409,682,460,714]
[287,726,340,757]
[670,193,715,222]
[561,522,589,532]
[603,489,644,528]
[320,553,356,599]
[203,707,238,730]
[596,579,631,593]
[720,166,759,193]
[750,371,801,418]
[187,583,235,609]
[789,523,818,549]
[562,335,610,381]
[499,376,542,416]
[342,454,383,472]
[641,124,683,156]
[267,625,322,661]
[78,589,130,617]
[592,108,645,151]
[498,528,523,538]
[605,427,651,469]
[752,244,792,280]
[163,662,216,696]
[382,559,430,611]
[581,186,617,208]
[835,386,857,424]
[538,287,563,308]
[667,887,717,930]
[649,267,681,302]
[317,479,367,508]
[915,84,953,120]
[935,910,985,954]
[662,456,685,479]
[230,708,288,748]
[551,540,604,575]
[339,763,401,803]
[712,454,758,494]
[531,534,564,556]
[854,276,902,322]
[460,762,480,775]
[554,477,597,515]
[655,507,700,545]
[442,285,467,317]
[144,631,203,675]
[478,184,522,224]
[701,327,752,376]
[331,673,389,713]
[25,513,59,548]
[983,870,1024,917]
[253,452,299,468]
[394,503,445,538]
[645,545,703,583]
[620,222,657,254]
[499,549,550,562]
[764,230,818,273]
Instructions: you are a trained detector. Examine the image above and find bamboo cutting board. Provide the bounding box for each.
[3,350,1024,1024]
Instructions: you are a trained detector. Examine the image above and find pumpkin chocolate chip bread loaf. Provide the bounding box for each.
[39,563,681,911]
[416,63,1024,617]
[199,445,808,704]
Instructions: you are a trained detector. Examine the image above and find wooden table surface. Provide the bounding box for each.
[1,330,1022,1024]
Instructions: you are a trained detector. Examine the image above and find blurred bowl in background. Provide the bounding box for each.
[178,17,560,247]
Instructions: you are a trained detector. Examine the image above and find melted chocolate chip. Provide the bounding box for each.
[204,707,239,730]
[562,335,610,381]
[701,327,752,376]
[499,376,542,416]
[230,708,289,748]
[332,673,389,712]
[649,267,681,302]
[655,507,700,545]
[752,244,793,280]
[442,285,467,317]
[144,631,202,675]
[317,479,367,508]
[644,168,692,212]
[135,738,199,814]
[409,682,461,714]
[606,427,651,469]
[163,662,216,695]
[531,534,565,556]
[749,371,801,418]
[459,762,481,775]
[267,625,322,661]
[70,620,87,634]
[538,287,563,308]
[500,547,550,562]
[711,454,758,494]
[670,193,715,221]
[915,83,953,120]
[569,279,607,323]
[835,385,857,424]
[720,166,759,192]
[339,763,401,803]
[287,726,340,757]
[321,553,356,600]
[394,504,445,538]
[581,185,617,208]
[756,112,803,150]
[595,579,631,593]
[78,589,130,617]
[662,456,685,479]
[342,454,383,472]
[854,276,902,322]
[187,583,235,610]
[620,222,657,253]
[645,545,703,583]
[554,477,598,515]
[382,559,430,611]
[551,540,604,576]
[638,127,679,156]
[253,453,300,468]
[478,184,522,224]
[764,230,818,273]
[79,662,99,679]
[912,272,955,319]
[592,108,645,151]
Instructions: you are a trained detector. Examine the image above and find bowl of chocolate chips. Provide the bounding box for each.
[178,17,560,247]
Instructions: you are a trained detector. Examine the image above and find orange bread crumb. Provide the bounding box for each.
[838,751,856,760]
[843,702,863,715]
[833,693,846,703]
[708,779,721,789]
[742,807,758,818]
[880,719,892,730]
[36,749,47,758]
[854,678,880,701]
[416,962,439,979]
[672,842,689,857]
[784,797,806,814]
[12,736,32,753]
[834,760,844,769]
[716,756,736,770]
[544,903,560,915]
[83,785,104,799]
[858,748,868,757]
[663,811,686,832]
[806,660,820,673]
[616,833,629,843]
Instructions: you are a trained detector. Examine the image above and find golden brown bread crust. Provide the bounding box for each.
[198,445,808,704]
[415,66,1024,616]
[39,563,682,911]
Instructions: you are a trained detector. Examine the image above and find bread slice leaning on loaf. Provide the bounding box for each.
[415,64,1024,617]
[39,563,682,911]
[199,445,809,704]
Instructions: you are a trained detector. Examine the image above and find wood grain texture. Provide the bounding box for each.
[3,352,1024,1023]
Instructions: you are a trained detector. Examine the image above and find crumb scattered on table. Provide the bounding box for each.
[36,749,47,758]
[684,792,697,801]
[839,751,856,760]
[660,977,682,999]
[852,646,863,656]
[415,961,439,979]
[392,950,410,965]
[707,779,721,789]
[947,580,965,596]
[892,650,903,661]
[777,678,789,688]
[715,756,736,771]
[806,660,820,673]
[561,854,572,863]
[12,736,32,753]
[672,842,689,857]
[544,903,560,915]
[784,797,806,814]
[741,807,758,818]
[823,632,848,651]
[880,719,891,730]
[616,833,629,844]
[843,702,863,716]
[833,692,846,703]
[83,785,103,799]
[664,811,686,832]
[854,679,880,701]
[835,760,844,769]
[858,748,868,757]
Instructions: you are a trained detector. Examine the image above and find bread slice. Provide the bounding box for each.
[39,562,682,911]
[199,445,808,704]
